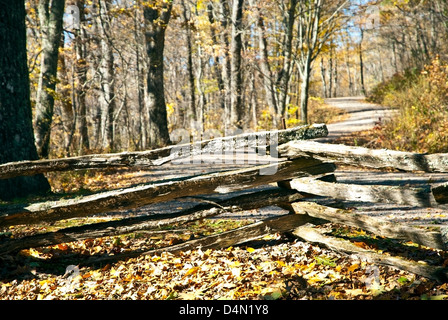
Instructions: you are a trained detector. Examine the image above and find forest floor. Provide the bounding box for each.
[1,97,448,301]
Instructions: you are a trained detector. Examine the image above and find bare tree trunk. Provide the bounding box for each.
[181,0,197,128]
[333,55,338,97]
[218,0,232,132]
[299,62,311,124]
[345,47,353,96]
[207,2,226,114]
[277,0,298,119]
[328,43,333,98]
[133,8,146,150]
[57,37,75,155]
[98,0,116,152]
[143,2,172,148]
[359,28,366,96]
[74,0,90,154]
[250,0,279,127]
[34,0,66,158]
[320,57,328,98]
[196,43,206,133]
[229,0,245,130]
[249,71,258,128]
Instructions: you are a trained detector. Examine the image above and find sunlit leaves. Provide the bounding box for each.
[2,234,445,300]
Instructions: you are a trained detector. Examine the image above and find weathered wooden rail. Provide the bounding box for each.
[1,123,448,282]
[0,124,328,180]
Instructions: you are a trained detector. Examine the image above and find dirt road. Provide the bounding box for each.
[315,96,396,143]
[313,96,448,225]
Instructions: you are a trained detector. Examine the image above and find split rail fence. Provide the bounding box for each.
[1,124,448,281]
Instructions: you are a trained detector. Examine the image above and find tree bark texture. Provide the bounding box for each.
[98,0,116,151]
[229,0,244,129]
[284,175,435,207]
[218,0,232,131]
[34,0,66,158]
[74,0,90,154]
[0,159,335,227]
[278,140,448,173]
[144,2,172,148]
[290,201,448,251]
[0,123,328,179]
[0,187,305,255]
[180,0,197,126]
[0,0,51,200]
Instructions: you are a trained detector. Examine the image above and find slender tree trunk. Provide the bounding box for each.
[196,43,206,133]
[249,71,258,128]
[74,0,90,154]
[320,57,328,98]
[333,56,338,97]
[250,0,278,128]
[328,44,333,98]
[0,0,51,200]
[218,0,232,132]
[133,8,146,150]
[98,0,116,152]
[345,45,353,96]
[229,0,245,130]
[181,0,197,128]
[359,28,366,96]
[143,2,172,148]
[207,2,226,113]
[34,0,66,158]
[277,0,298,119]
[392,40,399,75]
[57,42,75,156]
[299,61,311,124]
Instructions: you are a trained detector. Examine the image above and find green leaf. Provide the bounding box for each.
[397,276,410,285]
[165,291,178,300]
[261,287,284,300]
[270,290,283,300]
[314,256,337,267]
[429,295,448,300]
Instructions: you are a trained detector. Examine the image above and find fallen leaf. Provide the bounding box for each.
[184,266,200,277]
[353,241,369,249]
[347,264,359,273]
[345,288,365,296]
[57,243,69,251]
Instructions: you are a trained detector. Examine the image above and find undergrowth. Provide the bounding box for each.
[366,57,448,153]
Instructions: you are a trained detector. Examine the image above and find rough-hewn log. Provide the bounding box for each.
[291,202,448,251]
[278,140,448,173]
[0,188,304,255]
[82,213,315,266]
[0,159,335,227]
[0,124,328,180]
[285,176,433,207]
[292,225,448,283]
